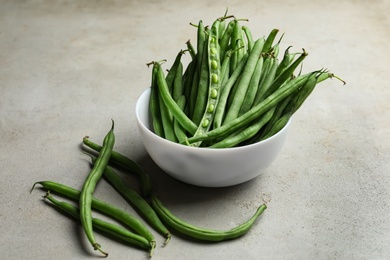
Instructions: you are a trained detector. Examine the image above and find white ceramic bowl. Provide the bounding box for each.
[135,88,291,187]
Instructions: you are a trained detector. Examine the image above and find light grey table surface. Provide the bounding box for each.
[1,0,389,259]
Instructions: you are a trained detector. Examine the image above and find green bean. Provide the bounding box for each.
[166,50,185,93]
[253,55,279,105]
[220,49,232,87]
[263,28,279,53]
[173,95,188,143]
[172,60,183,102]
[213,52,249,129]
[43,192,153,255]
[159,90,177,142]
[148,62,164,138]
[151,194,267,242]
[219,19,236,61]
[238,55,264,116]
[192,35,210,126]
[242,25,254,51]
[256,94,293,141]
[32,181,155,248]
[182,53,197,104]
[230,20,245,74]
[210,106,275,148]
[154,61,197,135]
[275,46,293,78]
[184,71,315,145]
[93,158,171,243]
[223,38,265,125]
[282,70,339,116]
[262,49,308,99]
[79,120,115,256]
[260,113,291,140]
[185,39,196,59]
[191,19,221,146]
[82,136,152,197]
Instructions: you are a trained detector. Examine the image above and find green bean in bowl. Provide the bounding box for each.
[136,13,344,187]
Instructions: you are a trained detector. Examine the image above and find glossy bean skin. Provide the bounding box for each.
[32,181,156,247]
[151,195,267,242]
[79,121,115,256]
[43,192,153,255]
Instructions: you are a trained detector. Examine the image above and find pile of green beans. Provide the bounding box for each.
[148,13,344,148]
[32,120,268,257]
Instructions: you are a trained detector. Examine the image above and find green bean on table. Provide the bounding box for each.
[151,194,267,242]
[79,120,115,256]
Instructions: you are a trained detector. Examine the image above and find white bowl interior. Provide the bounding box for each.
[135,88,290,187]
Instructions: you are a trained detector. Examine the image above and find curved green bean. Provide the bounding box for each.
[80,120,115,256]
[151,194,267,242]
[154,61,197,135]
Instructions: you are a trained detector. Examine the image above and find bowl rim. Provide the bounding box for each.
[135,87,291,151]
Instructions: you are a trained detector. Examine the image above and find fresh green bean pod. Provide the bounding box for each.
[192,34,210,126]
[159,91,176,142]
[173,95,188,143]
[185,39,196,59]
[230,20,245,74]
[79,121,115,256]
[263,28,279,53]
[151,195,267,242]
[275,46,293,78]
[172,60,183,102]
[149,63,164,138]
[219,19,236,61]
[166,50,185,93]
[242,25,255,51]
[154,61,197,135]
[191,19,221,146]
[44,193,153,254]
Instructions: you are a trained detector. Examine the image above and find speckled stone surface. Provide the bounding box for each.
[1,1,389,259]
